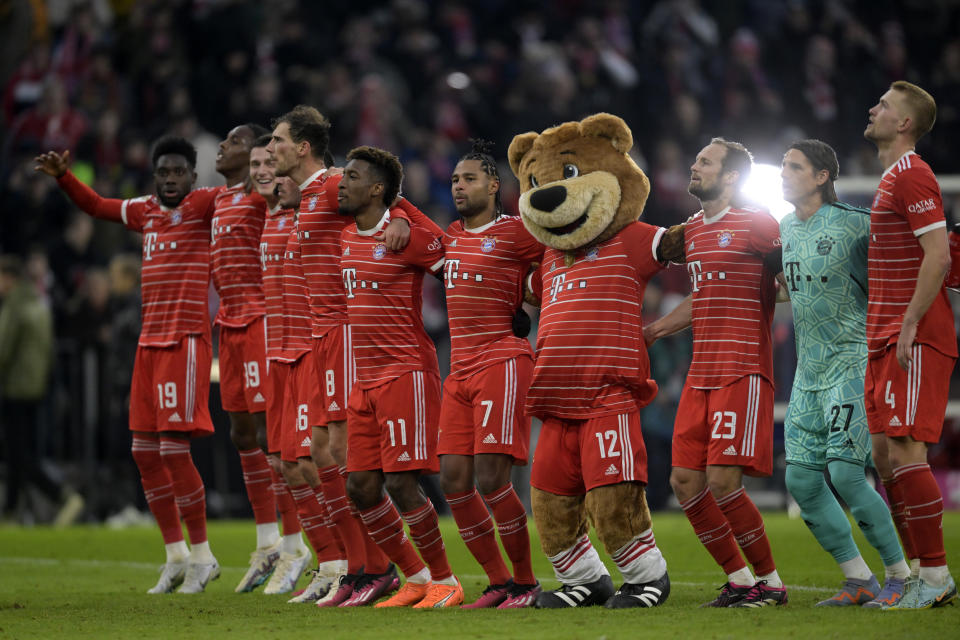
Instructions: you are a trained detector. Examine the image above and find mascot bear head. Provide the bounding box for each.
[508,113,650,255]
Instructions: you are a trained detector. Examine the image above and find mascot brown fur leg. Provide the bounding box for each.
[531,487,589,557]
[584,482,653,554]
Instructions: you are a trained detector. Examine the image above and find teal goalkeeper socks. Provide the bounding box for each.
[827,460,905,567]
[786,464,860,564]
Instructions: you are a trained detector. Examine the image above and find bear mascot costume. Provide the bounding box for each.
[508,113,685,609]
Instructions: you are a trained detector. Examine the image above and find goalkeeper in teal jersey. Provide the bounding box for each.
[779,140,910,607]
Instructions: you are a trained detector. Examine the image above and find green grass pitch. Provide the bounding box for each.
[1,512,958,639]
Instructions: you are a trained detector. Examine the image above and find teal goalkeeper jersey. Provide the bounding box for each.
[780,202,870,390]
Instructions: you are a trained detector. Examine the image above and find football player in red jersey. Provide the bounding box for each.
[209,123,291,593]
[645,138,787,608]
[438,140,542,608]
[338,146,464,609]
[35,138,221,594]
[861,81,957,609]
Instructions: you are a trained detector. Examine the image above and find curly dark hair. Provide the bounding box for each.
[151,136,197,168]
[346,145,403,207]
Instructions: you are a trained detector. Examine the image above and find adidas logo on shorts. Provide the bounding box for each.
[300,437,311,447]
[483,433,498,444]
[889,415,902,427]
[328,400,340,412]
[253,392,265,403]
[723,445,738,456]
[605,464,619,476]
[397,451,411,462]
[168,412,182,423]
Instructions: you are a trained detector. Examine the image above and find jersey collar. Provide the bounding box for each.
[299,167,328,191]
[463,218,498,234]
[700,206,731,224]
[357,210,391,236]
[881,150,916,179]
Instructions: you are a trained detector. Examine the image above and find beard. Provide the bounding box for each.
[456,197,487,218]
[688,181,722,202]
[338,200,358,216]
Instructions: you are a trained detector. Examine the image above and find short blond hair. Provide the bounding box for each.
[891,80,937,141]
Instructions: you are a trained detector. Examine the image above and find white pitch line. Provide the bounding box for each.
[0,557,835,592]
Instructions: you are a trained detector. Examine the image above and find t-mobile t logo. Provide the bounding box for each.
[144,232,159,261]
[444,259,461,289]
[549,273,567,302]
[342,268,358,298]
[687,260,702,292]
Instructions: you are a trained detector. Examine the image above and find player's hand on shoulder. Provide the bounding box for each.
[327,166,344,177]
[34,150,70,178]
[658,223,686,263]
[385,216,411,251]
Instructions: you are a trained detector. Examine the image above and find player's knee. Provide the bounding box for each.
[347,471,382,510]
[280,460,302,486]
[228,412,258,450]
[785,463,826,504]
[383,473,422,512]
[474,457,512,496]
[826,460,867,504]
[255,427,269,453]
[669,468,701,501]
[130,438,162,473]
[439,458,473,496]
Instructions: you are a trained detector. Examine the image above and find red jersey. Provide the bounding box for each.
[684,206,780,389]
[56,171,218,347]
[527,222,665,420]
[260,205,298,362]
[443,216,543,378]
[281,224,313,359]
[340,211,446,389]
[210,183,267,327]
[297,168,428,338]
[867,151,957,358]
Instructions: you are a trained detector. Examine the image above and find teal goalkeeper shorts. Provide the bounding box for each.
[784,376,871,468]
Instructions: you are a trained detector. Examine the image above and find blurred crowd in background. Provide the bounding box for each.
[2,0,960,523]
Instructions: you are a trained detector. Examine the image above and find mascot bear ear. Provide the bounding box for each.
[580,113,632,154]
[508,132,539,177]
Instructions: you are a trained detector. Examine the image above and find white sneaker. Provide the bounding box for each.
[235,542,281,593]
[177,560,221,593]
[263,547,311,595]
[288,559,347,603]
[147,561,187,594]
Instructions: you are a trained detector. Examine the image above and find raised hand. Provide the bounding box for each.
[34,150,71,178]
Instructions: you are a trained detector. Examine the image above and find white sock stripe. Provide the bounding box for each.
[484,483,513,504]
[715,487,745,507]
[905,511,943,521]
[680,486,712,510]
[906,498,944,509]
[893,462,930,479]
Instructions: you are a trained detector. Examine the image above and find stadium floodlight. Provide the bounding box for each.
[743,163,794,221]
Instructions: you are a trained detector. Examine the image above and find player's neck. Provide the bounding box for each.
[354,205,385,232]
[876,137,915,172]
[462,207,496,230]
[263,194,279,209]
[700,198,731,220]
[291,159,325,187]
[220,168,249,190]
[794,195,823,221]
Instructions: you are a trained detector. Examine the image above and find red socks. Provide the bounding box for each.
[883,474,918,561]
[447,489,511,585]
[716,487,776,577]
[290,484,341,563]
[680,486,746,575]
[894,463,946,567]
[401,501,453,581]
[238,448,276,525]
[271,468,301,536]
[484,483,536,585]
[159,437,207,545]
[131,435,182,544]
[359,496,426,578]
[318,465,368,573]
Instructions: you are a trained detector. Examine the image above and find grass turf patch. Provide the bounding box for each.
[1,512,957,639]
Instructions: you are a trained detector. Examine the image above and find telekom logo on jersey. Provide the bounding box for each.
[144,232,159,261]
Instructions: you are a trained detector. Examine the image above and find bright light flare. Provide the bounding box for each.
[743,163,794,221]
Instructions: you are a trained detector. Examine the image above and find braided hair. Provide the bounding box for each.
[459,138,503,218]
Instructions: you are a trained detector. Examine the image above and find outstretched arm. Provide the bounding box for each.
[35,150,124,223]
[643,295,692,346]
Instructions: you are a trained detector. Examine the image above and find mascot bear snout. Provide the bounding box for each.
[529,185,567,212]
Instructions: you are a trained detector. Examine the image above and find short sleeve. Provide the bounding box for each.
[748,210,782,256]
[120,196,151,231]
[622,221,666,280]
[894,167,946,236]
[403,225,446,274]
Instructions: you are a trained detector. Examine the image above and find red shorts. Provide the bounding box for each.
[312,325,353,425]
[865,344,956,443]
[347,371,441,474]
[265,359,289,454]
[280,352,323,462]
[218,318,267,413]
[673,375,774,476]
[530,409,648,495]
[437,357,533,464]
[129,335,213,437]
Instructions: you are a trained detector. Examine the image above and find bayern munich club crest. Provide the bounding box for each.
[481,237,497,253]
[308,194,319,211]
[232,192,243,205]
[170,210,183,225]
[373,243,387,259]
[717,230,733,247]
[277,218,286,230]
[585,246,600,261]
